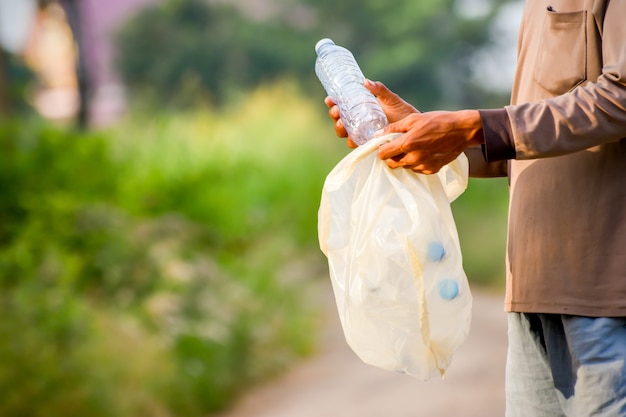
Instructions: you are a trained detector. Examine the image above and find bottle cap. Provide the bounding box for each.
[438,279,460,300]
[315,38,335,54]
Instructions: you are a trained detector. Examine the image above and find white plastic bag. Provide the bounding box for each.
[318,133,472,380]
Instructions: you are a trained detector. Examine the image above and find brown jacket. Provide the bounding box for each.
[471,0,626,316]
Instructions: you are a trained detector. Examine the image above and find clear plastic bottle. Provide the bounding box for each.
[315,38,388,146]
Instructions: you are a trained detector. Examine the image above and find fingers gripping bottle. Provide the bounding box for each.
[315,38,388,146]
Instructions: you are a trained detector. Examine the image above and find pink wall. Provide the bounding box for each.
[80,0,158,87]
[78,0,159,124]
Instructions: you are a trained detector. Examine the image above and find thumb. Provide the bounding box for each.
[374,119,404,138]
[364,79,408,107]
[365,79,394,103]
[365,79,419,124]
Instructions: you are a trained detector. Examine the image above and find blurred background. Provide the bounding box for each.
[0,0,521,415]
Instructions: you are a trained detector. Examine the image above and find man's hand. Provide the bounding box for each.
[324,80,418,148]
[377,110,484,174]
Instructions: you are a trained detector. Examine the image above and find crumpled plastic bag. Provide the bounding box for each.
[318,133,472,380]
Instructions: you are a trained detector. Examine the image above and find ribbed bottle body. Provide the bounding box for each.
[315,39,388,145]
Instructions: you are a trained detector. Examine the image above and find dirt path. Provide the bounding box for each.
[216,287,508,417]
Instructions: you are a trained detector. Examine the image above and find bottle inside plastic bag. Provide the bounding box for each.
[318,133,471,380]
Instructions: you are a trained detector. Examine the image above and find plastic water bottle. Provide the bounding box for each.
[315,38,388,146]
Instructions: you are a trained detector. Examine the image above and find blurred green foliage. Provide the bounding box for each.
[114,0,514,110]
[302,0,514,109]
[0,83,510,416]
[453,177,509,289]
[0,0,515,415]
[115,0,317,108]
[0,51,37,116]
[0,81,348,417]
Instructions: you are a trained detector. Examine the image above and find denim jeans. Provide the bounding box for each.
[506,312,626,417]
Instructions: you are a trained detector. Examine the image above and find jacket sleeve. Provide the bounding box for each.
[463,109,512,178]
[464,146,509,178]
[504,0,626,159]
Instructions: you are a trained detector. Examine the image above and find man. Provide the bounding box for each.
[324,1,626,415]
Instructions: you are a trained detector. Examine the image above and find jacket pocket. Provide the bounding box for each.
[534,9,587,95]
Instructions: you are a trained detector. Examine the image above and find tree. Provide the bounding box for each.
[114,0,514,110]
[115,0,316,108]
[59,0,89,127]
[303,0,514,109]
[0,48,6,116]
